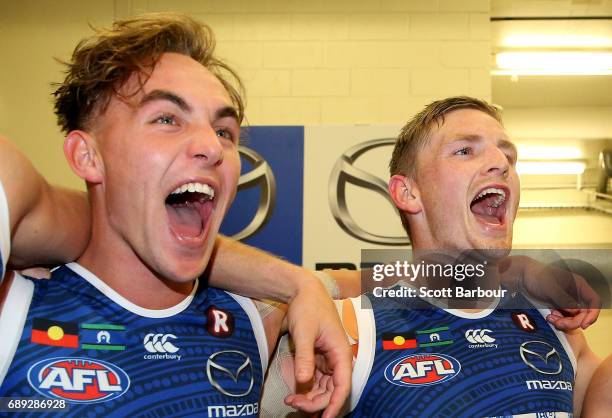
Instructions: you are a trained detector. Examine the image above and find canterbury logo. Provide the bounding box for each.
[143,333,180,353]
[464,329,495,344]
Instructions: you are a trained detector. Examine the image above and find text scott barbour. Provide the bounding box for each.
[373,286,507,299]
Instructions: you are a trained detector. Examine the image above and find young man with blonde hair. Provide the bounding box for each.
[263,96,601,417]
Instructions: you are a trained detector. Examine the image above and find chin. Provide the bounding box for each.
[471,236,512,260]
[475,247,511,262]
[162,264,205,283]
[156,251,211,283]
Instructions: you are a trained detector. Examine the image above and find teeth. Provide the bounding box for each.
[170,182,215,199]
[474,187,506,208]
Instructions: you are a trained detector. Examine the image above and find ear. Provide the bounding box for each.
[388,174,422,214]
[63,130,104,184]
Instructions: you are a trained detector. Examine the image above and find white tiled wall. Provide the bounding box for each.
[142,0,492,124]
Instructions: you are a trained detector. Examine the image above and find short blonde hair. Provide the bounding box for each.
[389,96,502,237]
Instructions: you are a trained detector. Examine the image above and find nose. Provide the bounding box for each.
[188,126,223,166]
[482,145,510,178]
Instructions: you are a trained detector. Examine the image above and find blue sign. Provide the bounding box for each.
[221,126,304,265]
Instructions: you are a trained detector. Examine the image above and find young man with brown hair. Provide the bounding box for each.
[0,13,350,417]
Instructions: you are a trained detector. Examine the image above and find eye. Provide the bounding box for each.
[153,114,176,125]
[454,147,472,156]
[506,153,517,165]
[216,128,235,142]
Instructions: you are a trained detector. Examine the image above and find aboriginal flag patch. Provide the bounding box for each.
[382,332,417,350]
[31,318,79,348]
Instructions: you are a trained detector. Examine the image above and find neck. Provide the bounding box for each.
[78,221,194,310]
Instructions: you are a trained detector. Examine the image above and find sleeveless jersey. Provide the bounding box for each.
[346,288,576,418]
[0,263,268,417]
[0,180,10,282]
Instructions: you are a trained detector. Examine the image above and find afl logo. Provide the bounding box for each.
[27,357,130,403]
[384,353,461,387]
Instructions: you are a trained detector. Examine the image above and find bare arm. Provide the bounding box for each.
[565,330,601,416]
[324,260,599,330]
[582,355,612,418]
[0,135,90,269]
[499,255,600,329]
[207,236,317,302]
[206,236,352,418]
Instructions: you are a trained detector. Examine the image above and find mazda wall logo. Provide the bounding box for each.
[328,138,409,245]
[232,146,277,241]
[206,350,254,397]
[519,341,563,375]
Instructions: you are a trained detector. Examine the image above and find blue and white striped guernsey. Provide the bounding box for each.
[345,286,576,418]
[0,263,268,417]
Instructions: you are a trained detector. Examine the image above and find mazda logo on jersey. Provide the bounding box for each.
[231,146,276,241]
[384,353,461,387]
[328,138,409,245]
[206,350,254,397]
[519,341,563,375]
[27,357,130,403]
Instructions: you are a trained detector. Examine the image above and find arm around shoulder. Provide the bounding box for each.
[0,135,90,268]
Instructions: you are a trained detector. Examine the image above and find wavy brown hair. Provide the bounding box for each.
[53,13,244,134]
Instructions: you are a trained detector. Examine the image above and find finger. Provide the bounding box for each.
[321,350,352,418]
[19,267,51,279]
[548,311,586,331]
[546,313,562,328]
[285,391,332,413]
[546,315,571,331]
[284,393,297,406]
[575,278,601,328]
[311,375,331,398]
[557,308,580,315]
[575,274,601,309]
[581,308,599,329]
[291,325,316,383]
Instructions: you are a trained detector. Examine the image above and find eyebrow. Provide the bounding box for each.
[215,106,239,123]
[452,134,517,154]
[139,89,192,113]
[498,139,517,156]
[139,90,239,123]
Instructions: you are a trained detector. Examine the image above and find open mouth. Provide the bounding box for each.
[165,182,215,239]
[469,186,508,226]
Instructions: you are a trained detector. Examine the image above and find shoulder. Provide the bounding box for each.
[0,271,35,313]
[0,179,10,279]
[583,355,612,418]
[0,136,42,234]
[0,272,35,384]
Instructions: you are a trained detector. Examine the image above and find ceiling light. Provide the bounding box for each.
[493,51,612,75]
[516,161,586,175]
[501,35,612,49]
[517,145,582,160]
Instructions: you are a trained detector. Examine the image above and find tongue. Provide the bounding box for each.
[470,195,501,224]
[166,203,203,238]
